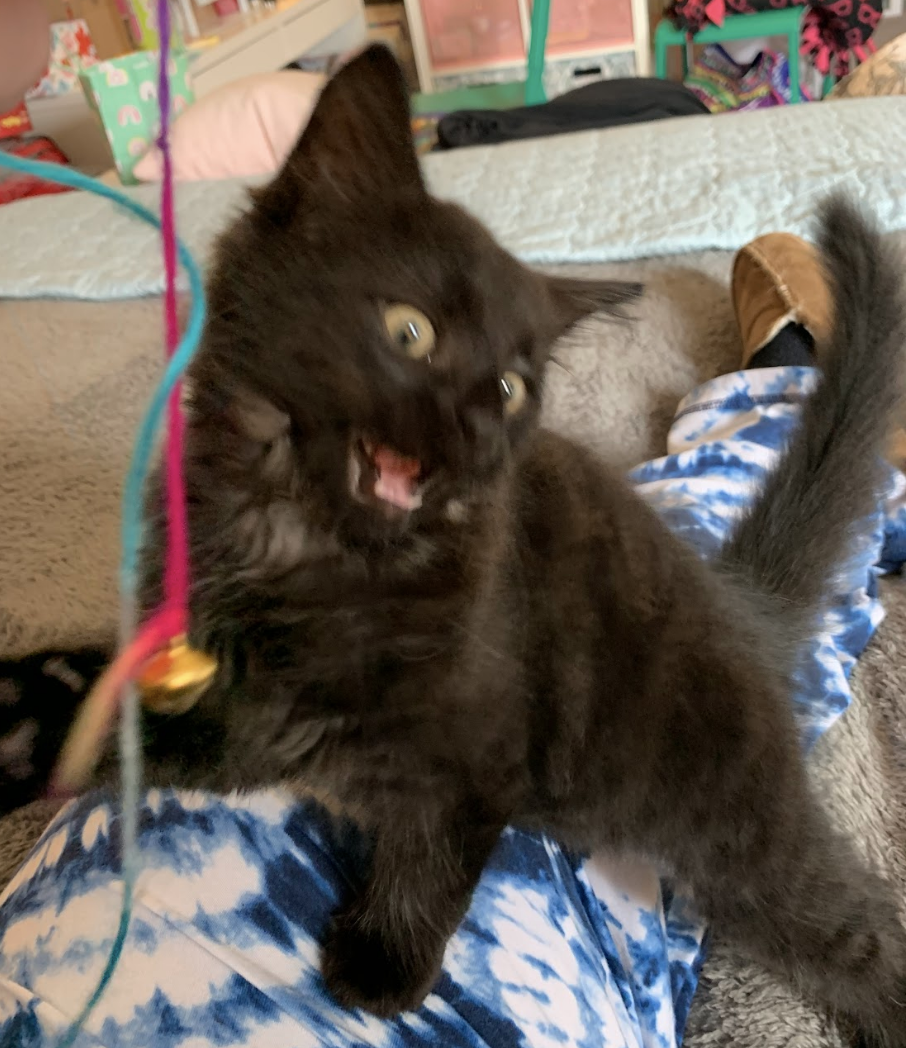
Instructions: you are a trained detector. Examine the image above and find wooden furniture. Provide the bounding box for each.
[403,0,651,100]
[655,8,809,104]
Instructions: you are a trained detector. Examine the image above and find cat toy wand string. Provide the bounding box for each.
[0,1,214,1041]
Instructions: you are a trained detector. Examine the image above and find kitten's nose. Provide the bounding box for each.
[460,376,505,473]
[399,385,465,474]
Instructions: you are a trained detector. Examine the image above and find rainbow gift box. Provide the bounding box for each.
[80,52,193,185]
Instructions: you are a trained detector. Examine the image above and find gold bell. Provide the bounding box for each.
[137,636,217,715]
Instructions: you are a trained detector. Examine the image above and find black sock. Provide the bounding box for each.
[0,650,106,816]
[746,323,814,369]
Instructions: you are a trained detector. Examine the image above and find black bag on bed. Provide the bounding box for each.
[435,77,709,151]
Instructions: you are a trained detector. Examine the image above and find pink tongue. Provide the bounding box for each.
[372,445,422,510]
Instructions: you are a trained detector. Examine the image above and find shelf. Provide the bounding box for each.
[187,0,362,96]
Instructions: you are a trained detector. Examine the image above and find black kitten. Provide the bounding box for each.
[18,45,906,1044]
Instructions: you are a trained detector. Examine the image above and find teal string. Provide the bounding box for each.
[0,154,206,601]
[0,152,206,1045]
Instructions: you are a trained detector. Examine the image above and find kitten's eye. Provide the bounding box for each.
[384,304,436,360]
[500,371,527,416]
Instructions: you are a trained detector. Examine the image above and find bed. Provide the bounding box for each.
[2,96,906,1048]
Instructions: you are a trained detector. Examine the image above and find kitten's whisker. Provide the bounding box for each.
[549,355,575,379]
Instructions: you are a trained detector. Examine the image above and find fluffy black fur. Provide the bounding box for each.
[721,200,904,639]
[5,45,906,1045]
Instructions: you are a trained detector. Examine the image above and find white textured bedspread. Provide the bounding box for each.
[1,96,905,300]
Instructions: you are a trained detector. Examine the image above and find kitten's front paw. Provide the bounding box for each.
[322,909,441,1018]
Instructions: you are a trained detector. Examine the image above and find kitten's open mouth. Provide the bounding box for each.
[350,437,425,515]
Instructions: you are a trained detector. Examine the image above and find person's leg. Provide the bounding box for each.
[0,782,703,1048]
[631,229,905,746]
[627,229,906,1042]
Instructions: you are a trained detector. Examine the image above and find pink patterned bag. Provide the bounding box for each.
[666,0,882,75]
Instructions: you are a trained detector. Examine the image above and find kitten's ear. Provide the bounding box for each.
[547,276,644,335]
[254,45,422,222]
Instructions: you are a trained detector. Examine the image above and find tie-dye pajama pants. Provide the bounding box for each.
[2,365,904,1048]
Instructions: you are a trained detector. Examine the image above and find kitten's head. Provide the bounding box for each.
[193,46,639,548]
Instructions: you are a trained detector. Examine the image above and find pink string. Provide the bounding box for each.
[46,3,193,798]
[155,0,189,636]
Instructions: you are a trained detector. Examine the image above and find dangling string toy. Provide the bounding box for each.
[0,1,214,1041]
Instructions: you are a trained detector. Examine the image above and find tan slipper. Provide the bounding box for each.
[732,233,833,368]
[887,428,906,472]
[734,232,906,471]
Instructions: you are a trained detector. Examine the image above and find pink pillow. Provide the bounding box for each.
[133,70,325,182]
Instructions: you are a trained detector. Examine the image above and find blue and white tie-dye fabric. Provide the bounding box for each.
[1,365,904,1048]
[631,366,906,748]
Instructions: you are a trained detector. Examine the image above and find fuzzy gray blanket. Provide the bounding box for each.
[3,243,905,1046]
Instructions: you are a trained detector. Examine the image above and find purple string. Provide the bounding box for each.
[156,0,173,154]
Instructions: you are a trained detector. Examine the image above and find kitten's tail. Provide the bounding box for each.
[719,196,906,649]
